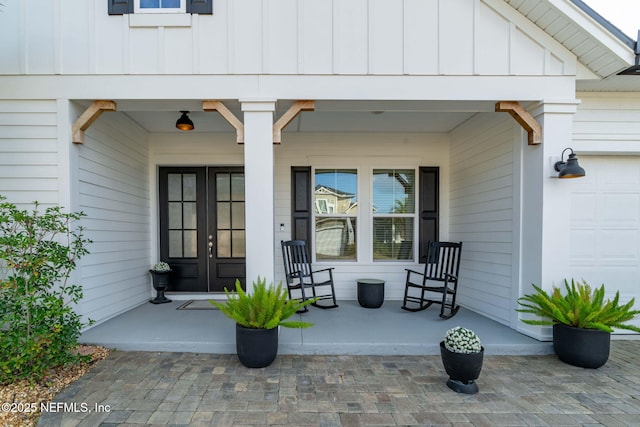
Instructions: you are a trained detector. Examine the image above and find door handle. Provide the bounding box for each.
[208,241,213,258]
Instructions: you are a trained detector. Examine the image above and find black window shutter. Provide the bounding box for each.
[418,167,439,263]
[108,0,133,15]
[187,0,213,14]
[291,166,312,245]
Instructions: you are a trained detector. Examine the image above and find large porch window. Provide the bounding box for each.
[311,167,418,263]
[314,169,358,261]
[372,169,415,261]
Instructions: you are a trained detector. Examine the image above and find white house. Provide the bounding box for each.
[1,0,639,340]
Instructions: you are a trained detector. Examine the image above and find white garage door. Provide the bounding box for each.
[569,156,640,332]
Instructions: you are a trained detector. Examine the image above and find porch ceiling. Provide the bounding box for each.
[115,100,494,134]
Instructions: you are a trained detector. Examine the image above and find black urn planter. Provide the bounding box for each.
[236,324,279,368]
[553,323,610,369]
[149,270,172,304]
[440,341,484,394]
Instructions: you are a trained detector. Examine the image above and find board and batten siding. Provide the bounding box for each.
[76,112,151,325]
[273,132,450,300]
[0,100,60,206]
[0,0,574,77]
[449,113,517,326]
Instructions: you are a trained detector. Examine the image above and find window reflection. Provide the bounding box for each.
[315,218,356,260]
[373,169,415,214]
[314,169,358,261]
[314,169,358,215]
[373,218,413,260]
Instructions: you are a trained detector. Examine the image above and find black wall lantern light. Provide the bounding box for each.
[554,148,585,179]
[176,111,194,131]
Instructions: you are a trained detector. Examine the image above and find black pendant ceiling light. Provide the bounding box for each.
[176,111,194,131]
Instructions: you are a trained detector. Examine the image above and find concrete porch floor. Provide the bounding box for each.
[80,300,554,356]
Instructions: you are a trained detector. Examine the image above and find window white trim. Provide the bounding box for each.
[309,163,421,265]
[129,13,192,27]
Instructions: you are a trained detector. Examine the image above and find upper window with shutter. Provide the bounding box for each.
[108,0,212,15]
[137,0,185,14]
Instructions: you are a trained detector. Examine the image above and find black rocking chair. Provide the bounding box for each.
[401,241,463,319]
[281,240,339,312]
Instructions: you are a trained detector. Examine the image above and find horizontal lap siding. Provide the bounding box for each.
[274,133,449,300]
[449,113,515,325]
[77,112,150,325]
[573,95,640,147]
[0,100,59,206]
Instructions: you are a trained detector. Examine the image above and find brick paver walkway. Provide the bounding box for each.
[38,341,640,426]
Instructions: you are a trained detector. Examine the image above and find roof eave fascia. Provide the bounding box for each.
[569,0,635,50]
[547,0,636,67]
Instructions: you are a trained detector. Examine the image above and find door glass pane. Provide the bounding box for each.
[184,230,197,258]
[373,169,415,214]
[217,202,230,229]
[168,202,182,229]
[217,174,230,201]
[183,174,197,201]
[183,202,197,229]
[315,217,357,260]
[232,231,245,257]
[232,202,245,228]
[169,230,183,258]
[231,173,245,201]
[168,174,181,201]
[217,230,231,257]
[373,218,414,261]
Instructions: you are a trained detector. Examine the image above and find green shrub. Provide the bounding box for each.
[211,277,317,329]
[0,196,92,384]
[517,278,640,333]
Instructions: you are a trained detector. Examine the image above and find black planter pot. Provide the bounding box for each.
[149,270,172,304]
[236,324,278,368]
[439,341,484,394]
[553,323,610,369]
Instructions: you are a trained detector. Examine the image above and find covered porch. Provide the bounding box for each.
[79,299,553,356]
[73,96,576,342]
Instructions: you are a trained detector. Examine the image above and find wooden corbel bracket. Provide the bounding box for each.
[495,101,542,145]
[202,100,245,144]
[273,100,315,144]
[72,100,117,144]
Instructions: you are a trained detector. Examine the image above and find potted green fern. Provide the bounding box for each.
[517,279,640,368]
[210,277,317,368]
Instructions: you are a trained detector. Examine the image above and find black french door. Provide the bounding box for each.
[159,167,246,292]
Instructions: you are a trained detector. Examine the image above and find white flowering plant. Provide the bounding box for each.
[151,261,171,272]
[444,326,482,354]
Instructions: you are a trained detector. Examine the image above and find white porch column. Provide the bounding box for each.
[241,99,276,288]
[519,101,579,339]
